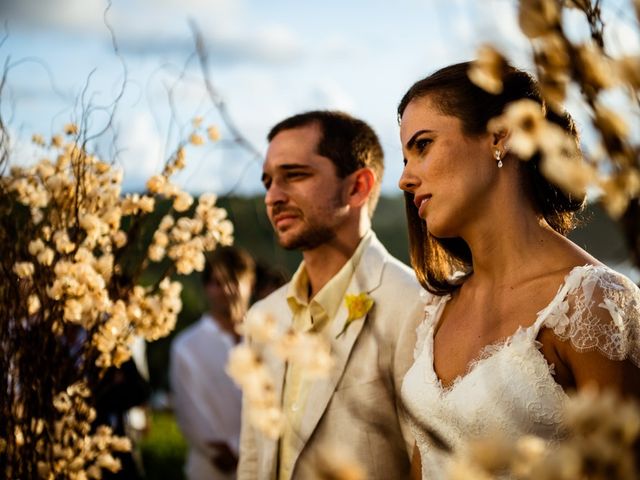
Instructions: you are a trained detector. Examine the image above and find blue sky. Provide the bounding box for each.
[2,0,638,195]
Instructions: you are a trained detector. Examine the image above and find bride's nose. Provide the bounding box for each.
[399,161,419,193]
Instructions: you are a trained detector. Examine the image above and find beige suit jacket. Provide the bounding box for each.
[237,235,425,480]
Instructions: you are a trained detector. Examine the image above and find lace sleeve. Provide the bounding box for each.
[543,266,640,367]
[413,317,430,361]
[413,291,446,360]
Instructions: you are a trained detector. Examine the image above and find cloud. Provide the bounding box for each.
[15,0,629,198]
[116,23,303,65]
[1,0,111,34]
[309,79,356,111]
[116,110,166,191]
[314,34,362,60]
[171,146,262,195]
[603,15,640,56]
[3,0,304,66]
[5,127,45,169]
[1,0,236,33]
[467,0,533,67]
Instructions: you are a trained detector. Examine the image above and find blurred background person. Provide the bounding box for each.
[251,260,288,304]
[170,246,256,480]
[95,351,151,480]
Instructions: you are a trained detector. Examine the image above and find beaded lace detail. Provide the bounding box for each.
[403,265,640,480]
[536,265,640,367]
[413,292,447,362]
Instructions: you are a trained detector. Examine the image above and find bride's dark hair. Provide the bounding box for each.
[398,61,585,295]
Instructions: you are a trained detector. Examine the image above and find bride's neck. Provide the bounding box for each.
[462,211,560,285]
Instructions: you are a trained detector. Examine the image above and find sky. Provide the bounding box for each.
[1,0,638,195]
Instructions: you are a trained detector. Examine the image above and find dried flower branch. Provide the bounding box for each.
[227,312,333,439]
[470,1,640,261]
[0,115,231,477]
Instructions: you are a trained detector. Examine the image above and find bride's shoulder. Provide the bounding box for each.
[413,290,450,359]
[420,289,450,316]
[541,264,640,367]
[562,264,639,303]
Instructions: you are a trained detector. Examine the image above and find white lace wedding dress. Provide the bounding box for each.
[401,265,640,480]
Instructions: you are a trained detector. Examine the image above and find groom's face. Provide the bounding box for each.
[261,123,350,251]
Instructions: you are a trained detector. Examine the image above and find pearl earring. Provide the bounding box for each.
[494,149,503,168]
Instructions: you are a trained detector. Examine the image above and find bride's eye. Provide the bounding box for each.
[416,138,432,153]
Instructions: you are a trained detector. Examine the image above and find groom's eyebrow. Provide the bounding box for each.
[279,163,312,171]
[405,129,433,150]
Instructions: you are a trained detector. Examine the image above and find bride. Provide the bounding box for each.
[397,61,640,479]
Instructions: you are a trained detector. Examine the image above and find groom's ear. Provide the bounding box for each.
[347,168,375,209]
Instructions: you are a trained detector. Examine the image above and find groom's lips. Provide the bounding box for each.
[271,209,301,229]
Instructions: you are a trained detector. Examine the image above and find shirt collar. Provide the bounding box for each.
[286,230,373,328]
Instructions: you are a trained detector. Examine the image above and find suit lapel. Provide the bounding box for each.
[291,236,387,468]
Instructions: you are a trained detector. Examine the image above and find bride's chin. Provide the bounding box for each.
[425,221,456,240]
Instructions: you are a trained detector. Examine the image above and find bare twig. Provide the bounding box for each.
[84,0,128,145]
[586,0,605,49]
[189,20,263,163]
[0,20,9,50]
[0,56,10,174]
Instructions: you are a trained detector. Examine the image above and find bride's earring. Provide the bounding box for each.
[494,149,503,169]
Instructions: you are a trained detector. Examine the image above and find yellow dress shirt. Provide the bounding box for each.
[277,232,372,480]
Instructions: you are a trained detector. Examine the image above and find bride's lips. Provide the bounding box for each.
[414,194,432,218]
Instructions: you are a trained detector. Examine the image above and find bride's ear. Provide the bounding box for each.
[491,129,509,151]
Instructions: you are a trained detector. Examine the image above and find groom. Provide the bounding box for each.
[237,111,424,479]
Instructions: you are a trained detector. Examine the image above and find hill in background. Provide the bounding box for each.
[147,195,633,390]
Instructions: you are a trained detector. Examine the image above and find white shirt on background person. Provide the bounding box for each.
[170,314,241,480]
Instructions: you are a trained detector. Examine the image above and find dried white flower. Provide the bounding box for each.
[13,262,35,279]
[488,99,547,160]
[468,45,508,94]
[173,191,194,212]
[27,294,41,315]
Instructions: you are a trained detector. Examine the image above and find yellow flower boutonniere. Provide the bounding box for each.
[336,293,374,338]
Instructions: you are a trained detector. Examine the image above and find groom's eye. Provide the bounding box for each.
[286,171,308,180]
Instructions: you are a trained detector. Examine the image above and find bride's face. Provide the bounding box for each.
[398,95,497,239]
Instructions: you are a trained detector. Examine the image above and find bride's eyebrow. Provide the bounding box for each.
[405,129,434,150]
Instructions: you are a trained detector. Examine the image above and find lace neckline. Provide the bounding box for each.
[428,263,606,393]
